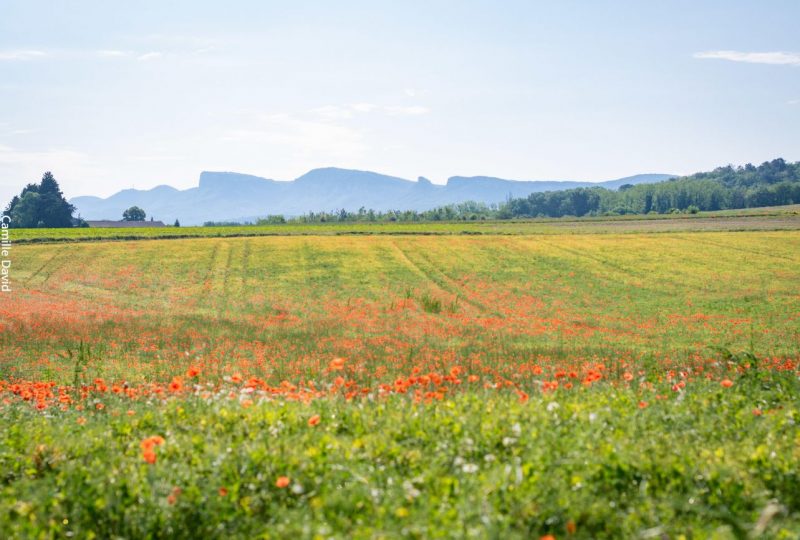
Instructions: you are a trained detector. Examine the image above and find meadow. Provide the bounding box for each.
[11,205,800,244]
[1,228,799,538]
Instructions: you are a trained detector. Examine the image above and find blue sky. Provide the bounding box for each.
[1,1,798,203]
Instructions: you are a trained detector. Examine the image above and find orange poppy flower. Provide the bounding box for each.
[275,476,290,488]
[141,435,166,464]
[308,414,321,426]
[186,366,201,378]
[329,357,346,371]
[142,448,157,464]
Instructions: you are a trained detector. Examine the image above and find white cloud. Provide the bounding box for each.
[96,50,130,58]
[383,105,430,116]
[310,103,430,120]
[220,113,367,161]
[137,51,163,61]
[789,99,800,105]
[351,103,379,113]
[694,50,800,66]
[128,154,186,162]
[0,50,47,61]
[0,144,105,202]
[0,123,36,137]
[309,105,355,120]
[0,144,89,167]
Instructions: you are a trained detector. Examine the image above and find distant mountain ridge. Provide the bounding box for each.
[71,168,675,225]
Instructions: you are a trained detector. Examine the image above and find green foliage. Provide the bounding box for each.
[4,172,76,228]
[255,215,287,225]
[122,206,147,221]
[57,341,93,390]
[8,208,800,243]
[0,382,799,538]
[292,201,499,224]
[256,158,800,223]
[504,158,800,218]
[419,292,442,314]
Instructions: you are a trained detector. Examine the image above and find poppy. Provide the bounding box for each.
[329,357,346,371]
[142,448,157,464]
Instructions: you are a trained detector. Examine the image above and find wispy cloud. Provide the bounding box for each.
[0,50,47,61]
[0,122,36,136]
[694,50,800,66]
[310,105,355,120]
[0,144,88,166]
[351,103,378,113]
[383,105,430,116]
[137,51,163,61]
[789,99,800,105]
[1,48,167,62]
[220,113,367,162]
[96,50,131,58]
[310,103,430,120]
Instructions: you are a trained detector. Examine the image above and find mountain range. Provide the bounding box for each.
[71,168,676,225]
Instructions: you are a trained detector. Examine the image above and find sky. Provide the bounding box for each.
[1,0,799,204]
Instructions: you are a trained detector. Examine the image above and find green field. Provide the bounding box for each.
[1,226,799,538]
[10,206,800,244]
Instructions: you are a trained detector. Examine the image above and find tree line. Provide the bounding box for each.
[229,158,800,224]
[500,158,800,218]
[6,159,800,228]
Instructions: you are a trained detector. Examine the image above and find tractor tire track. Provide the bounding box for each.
[239,239,252,300]
[391,241,489,314]
[26,248,66,285]
[531,237,688,296]
[677,235,799,262]
[203,241,231,312]
[40,247,82,285]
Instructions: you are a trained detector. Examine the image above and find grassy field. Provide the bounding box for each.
[9,205,800,244]
[1,229,799,537]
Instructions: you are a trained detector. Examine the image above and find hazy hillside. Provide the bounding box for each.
[71,168,674,225]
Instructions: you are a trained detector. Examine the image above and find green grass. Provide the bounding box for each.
[2,227,799,538]
[8,206,800,243]
[1,376,798,539]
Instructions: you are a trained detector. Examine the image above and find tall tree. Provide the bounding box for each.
[6,172,75,228]
[122,206,146,221]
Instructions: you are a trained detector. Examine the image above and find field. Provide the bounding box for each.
[1,227,799,538]
[10,206,800,244]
